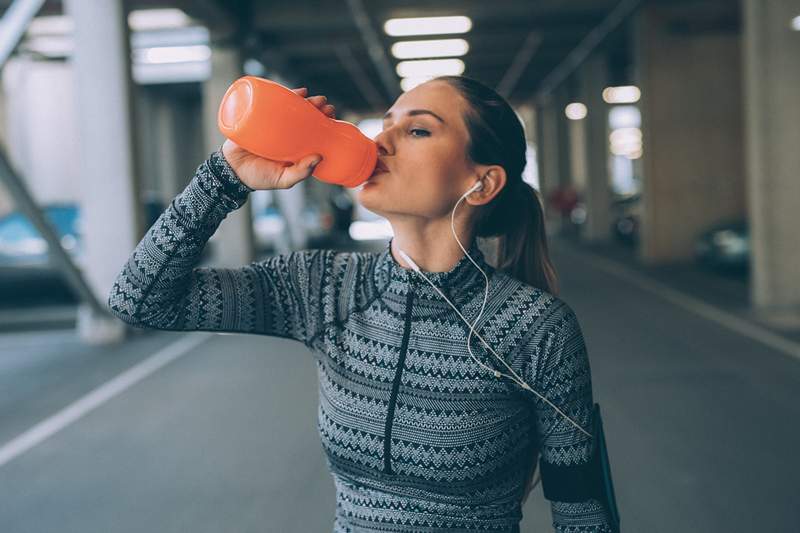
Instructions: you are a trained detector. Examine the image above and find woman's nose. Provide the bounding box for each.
[374,131,392,156]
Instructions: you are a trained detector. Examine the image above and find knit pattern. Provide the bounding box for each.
[107,151,614,532]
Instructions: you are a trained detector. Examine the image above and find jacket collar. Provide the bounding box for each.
[373,237,493,301]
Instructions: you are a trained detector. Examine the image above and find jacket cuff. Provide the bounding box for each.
[206,149,255,205]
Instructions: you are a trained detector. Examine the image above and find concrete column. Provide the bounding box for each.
[578,53,613,243]
[534,100,558,200]
[554,87,572,191]
[535,88,572,230]
[567,108,587,192]
[742,0,800,310]
[65,0,138,344]
[152,94,182,199]
[203,45,256,266]
[634,3,746,264]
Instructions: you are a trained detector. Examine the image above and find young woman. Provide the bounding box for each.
[108,75,615,532]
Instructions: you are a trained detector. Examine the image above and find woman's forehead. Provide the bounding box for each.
[390,82,463,121]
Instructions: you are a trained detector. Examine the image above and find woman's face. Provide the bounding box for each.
[356,81,481,221]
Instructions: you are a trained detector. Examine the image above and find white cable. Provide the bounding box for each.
[396,183,592,439]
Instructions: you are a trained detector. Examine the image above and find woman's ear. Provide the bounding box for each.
[468,166,507,205]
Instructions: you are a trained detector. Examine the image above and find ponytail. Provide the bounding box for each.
[491,182,559,295]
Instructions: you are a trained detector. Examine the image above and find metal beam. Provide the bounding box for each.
[496,31,543,99]
[0,148,107,316]
[335,43,385,112]
[345,0,398,102]
[533,0,645,100]
[0,0,46,66]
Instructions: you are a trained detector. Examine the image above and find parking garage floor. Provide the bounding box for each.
[1,236,799,532]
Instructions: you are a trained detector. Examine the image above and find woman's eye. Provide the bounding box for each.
[409,128,430,137]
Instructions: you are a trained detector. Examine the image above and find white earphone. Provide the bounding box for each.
[396,177,592,439]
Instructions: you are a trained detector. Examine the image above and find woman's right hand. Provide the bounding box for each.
[221,87,336,190]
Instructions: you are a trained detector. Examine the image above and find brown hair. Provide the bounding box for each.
[433,75,559,296]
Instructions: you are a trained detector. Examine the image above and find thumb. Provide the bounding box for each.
[305,154,323,172]
[280,154,322,189]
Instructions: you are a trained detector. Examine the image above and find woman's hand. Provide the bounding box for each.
[221,87,336,190]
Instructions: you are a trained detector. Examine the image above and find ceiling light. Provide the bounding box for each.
[384,16,472,37]
[128,8,191,31]
[396,58,464,78]
[602,86,640,104]
[133,45,210,64]
[21,36,73,57]
[565,102,587,120]
[400,76,435,92]
[26,15,72,36]
[391,39,468,59]
[792,15,800,31]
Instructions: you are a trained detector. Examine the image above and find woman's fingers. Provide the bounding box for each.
[307,94,327,106]
[292,88,335,117]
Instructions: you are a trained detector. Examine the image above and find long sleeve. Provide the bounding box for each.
[531,300,614,533]
[106,150,336,349]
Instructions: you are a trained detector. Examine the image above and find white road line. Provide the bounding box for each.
[0,332,211,468]
[563,244,800,363]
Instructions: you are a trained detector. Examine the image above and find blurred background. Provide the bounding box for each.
[0,0,798,532]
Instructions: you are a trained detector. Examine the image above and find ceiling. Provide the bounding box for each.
[4,0,641,115]
[182,0,631,114]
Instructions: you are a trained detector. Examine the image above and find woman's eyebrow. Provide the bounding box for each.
[382,109,446,124]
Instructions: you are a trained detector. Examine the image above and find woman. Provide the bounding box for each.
[108,75,615,532]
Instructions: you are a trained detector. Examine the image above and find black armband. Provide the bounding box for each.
[540,403,621,533]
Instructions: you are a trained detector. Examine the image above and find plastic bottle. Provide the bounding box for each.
[217,76,377,188]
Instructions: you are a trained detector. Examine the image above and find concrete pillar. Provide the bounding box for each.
[65,0,138,344]
[742,0,800,310]
[578,53,613,243]
[534,100,558,200]
[634,2,746,264]
[0,61,16,217]
[535,88,572,230]
[203,45,256,266]
[152,94,182,198]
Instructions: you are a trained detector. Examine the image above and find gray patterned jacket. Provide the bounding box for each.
[107,151,613,532]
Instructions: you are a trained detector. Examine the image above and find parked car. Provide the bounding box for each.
[693,218,749,273]
[610,193,641,246]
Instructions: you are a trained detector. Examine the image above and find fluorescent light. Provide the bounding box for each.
[128,8,191,31]
[608,105,641,129]
[22,35,73,56]
[132,61,211,84]
[130,26,209,48]
[602,86,641,104]
[384,16,472,37]
[133,45,211,64]
[400,76,435,92]
[565,102,587,120]
[609,127,642,159]
[26,15,72,36]
[396,58,464,78]
[391,38,468,59]
[792,15,800,31]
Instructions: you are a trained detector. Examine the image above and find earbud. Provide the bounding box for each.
[468,180,484,194]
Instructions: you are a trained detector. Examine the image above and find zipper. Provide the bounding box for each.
[383,287,415,474]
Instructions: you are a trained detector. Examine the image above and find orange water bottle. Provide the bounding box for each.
[217,76,377,188]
